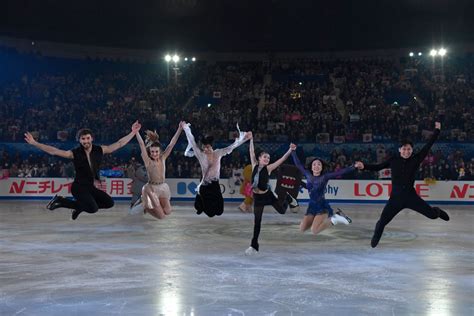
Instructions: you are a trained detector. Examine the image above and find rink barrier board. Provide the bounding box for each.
[0,178,473,205]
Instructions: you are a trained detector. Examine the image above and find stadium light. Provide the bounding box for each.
[409,52,414,57]
[165,54,172,62]
[172,54,180,63]
[418,52,422,56]
[192,57,196,62]
[429,49,438,57]
[438,48,447,56]
[184,57,188,61]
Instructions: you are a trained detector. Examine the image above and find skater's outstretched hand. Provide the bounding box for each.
[131,121,141,134]
[24,132,38,146]
[179,121,188,129]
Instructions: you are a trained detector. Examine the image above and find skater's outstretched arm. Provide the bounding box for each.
[102,121,141,154]
[360,159,391,172]
[415,122,441,162]
[135,131,150,163]
[219,131,251,157]
[162,122,184,160]
[324,167,355,179]
[291,151,311,179]
[268,143,297,174]
[249,133,257,167]
[24,132,73,159]
[182,121,205,162]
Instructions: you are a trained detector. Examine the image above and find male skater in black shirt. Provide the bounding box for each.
[358,122,450,247]
[24,121,141,220]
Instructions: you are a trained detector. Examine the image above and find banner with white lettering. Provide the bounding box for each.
[1,178,473,204]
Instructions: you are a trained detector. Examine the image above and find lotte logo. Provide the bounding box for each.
[354,182,430,198]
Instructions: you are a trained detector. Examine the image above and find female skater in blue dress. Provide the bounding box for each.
[291,151,363,235]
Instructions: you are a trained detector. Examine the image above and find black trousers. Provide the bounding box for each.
[373,186,441,239]
[58,182,114,214]
[250,190,289,251]
[194,181,224,217]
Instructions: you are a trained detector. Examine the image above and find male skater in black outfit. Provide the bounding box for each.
[358,122,450,247]
[24,121,141,220]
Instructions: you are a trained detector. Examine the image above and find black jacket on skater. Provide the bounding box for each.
[361,125,449,248]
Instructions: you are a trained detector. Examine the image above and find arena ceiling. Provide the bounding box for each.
[2,0,473,51]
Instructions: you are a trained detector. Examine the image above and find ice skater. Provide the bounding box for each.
[359,122,450,247]
[24,121,141,220]
[245,133,298,255]
[182,122,251,217]
[291,151,362,235]
[135,122,183,219]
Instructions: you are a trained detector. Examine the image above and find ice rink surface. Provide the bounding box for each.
[0,201,472,315]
